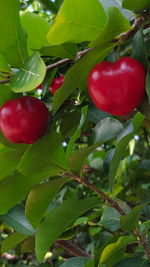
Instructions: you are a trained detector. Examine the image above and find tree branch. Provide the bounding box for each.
[63,172,150,261]
[55,240,91,258]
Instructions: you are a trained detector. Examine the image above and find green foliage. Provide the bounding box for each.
[35,197,101,261]
[0,0,150,266]
[10,53,46,93]
[0,205,35,235]
[1,232,27,254]
[0,0,28,67]
[21,12,50,53]
[25,177,69,227]
[122,0,150,11]
[120,204,144,232]
[47,0,107,45]
[90,6,130,47]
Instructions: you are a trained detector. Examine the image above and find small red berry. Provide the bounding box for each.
[50,76,64,95]
[0,96,49,144]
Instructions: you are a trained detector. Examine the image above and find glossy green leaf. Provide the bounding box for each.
[40,43,77,59]
[1,232,27,254]
[10,53,46,93]
[0,171,59,214]
[87,104,111,124]
[109,113,144,192]
[25,177,69,228]
[66,106,88,156]
[35,197,100,262]
[99,207,121,232]
[53,44,115,113]
[0,85,16,107]
[68,117,123,173]
[146,69,150,104]
[0,54,11,73]
[18,130,69,176]
[99,236,136,266]
[0,148,22,181]
[21,12,50,53]
[92,118,123,144]
[60,257,91,267]
[120,204,144,232]
[0,0,28,68]
[90,7,130,47]
[47,0,107,45]
[0,205,35,235]
[122,0,150,11]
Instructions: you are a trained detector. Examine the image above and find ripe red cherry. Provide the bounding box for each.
[50,76,64,95]
[88,57,146,116]
[0,96,49,144]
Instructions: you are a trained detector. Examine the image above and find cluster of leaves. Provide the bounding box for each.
[0,0,150,266]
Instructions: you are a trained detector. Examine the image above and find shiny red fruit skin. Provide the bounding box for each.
[0,96,49,144]
[88,57,146,116]
[50,76,64,95]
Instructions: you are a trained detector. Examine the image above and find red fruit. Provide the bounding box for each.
[88,57,146,116]
[0,96,49,144]
[50,76,64,95]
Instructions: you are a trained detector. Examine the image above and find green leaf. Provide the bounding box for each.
[99,0,134,21]
[109,113,144,192]
[87,104,111,124]
[0,148,23,181]
[99,207,121,232]
[122,0,150,11]
[47,0,107,45]
[60,257,91,267]
[68,117,123,173]
[0,131,29,152]
[120,204,144,232]
[10,53,46,93]
[40,43,77,59]
[114,257,150,267]
[35,197,100,262]
[60,109,81,137]
[131,29,147,67]
[25,177,69,228]
[90,7,130,48]
[66,106,88,156]
[21,12,50,53]
[99,236,136,266]
[0,0,28,68]
[0,85,16,107]
[0,171,59,214]
[53,44,115,113]
[92,118,123,144]
[18,130,69,176]
[0,205,35,235]
[21,236,35,253]
[146,69,150,104]
[1,232,27,254]
[0,54,11,73]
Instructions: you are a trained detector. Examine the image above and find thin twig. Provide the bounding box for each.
[0,79,10,84]
[55,240,91,258]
